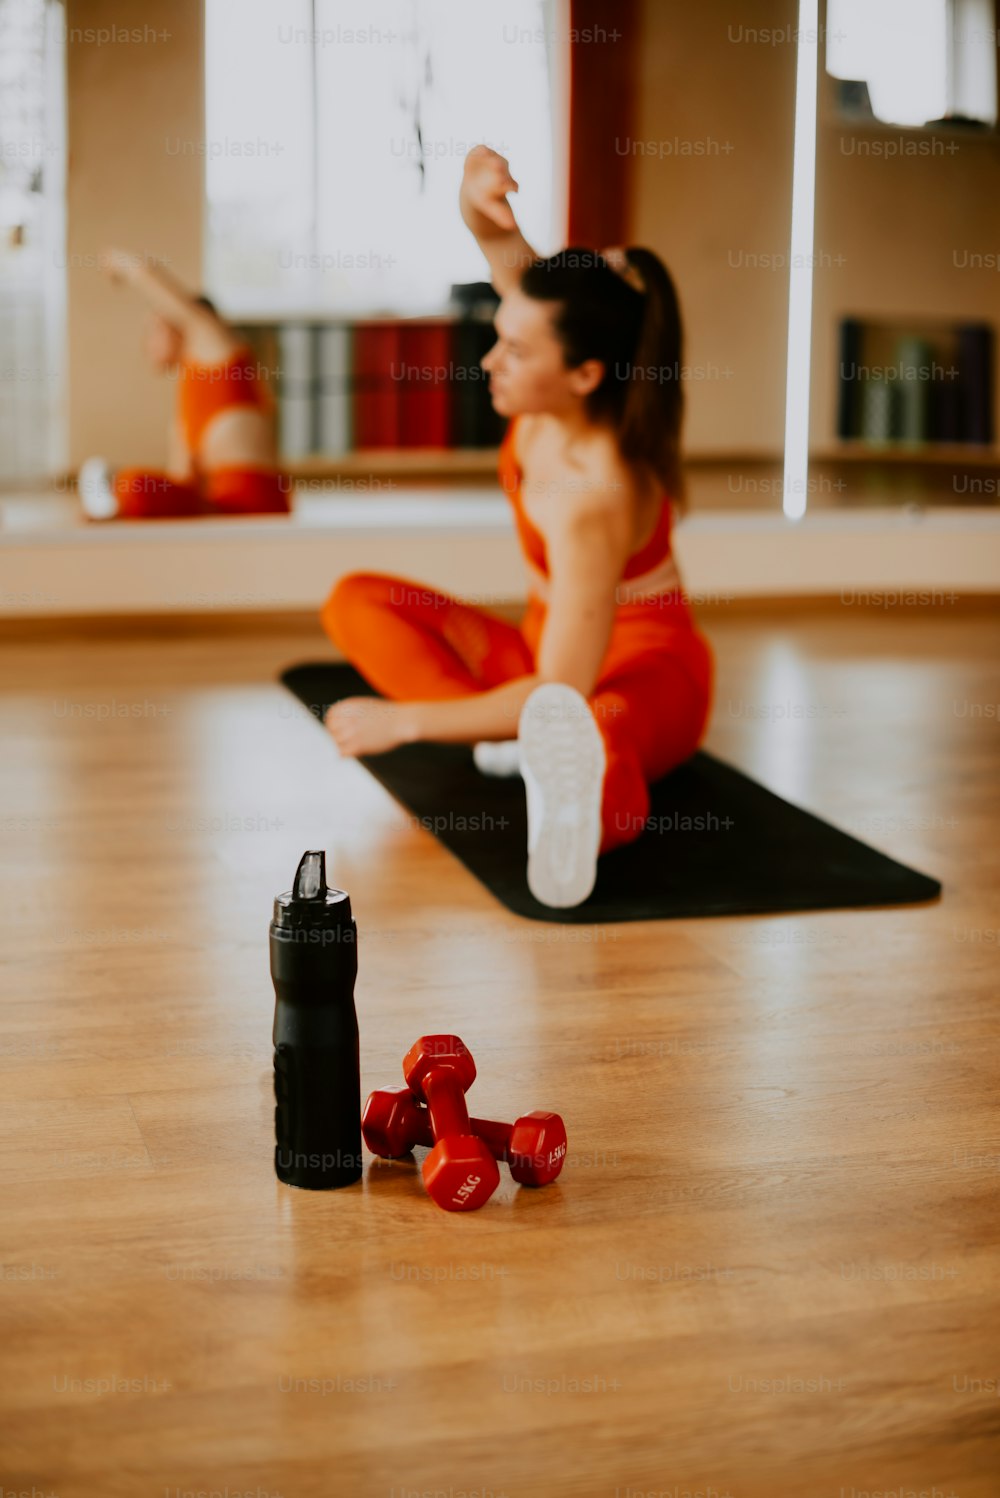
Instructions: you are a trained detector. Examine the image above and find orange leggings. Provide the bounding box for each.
[113,467,290,519]
[322,572,714,855]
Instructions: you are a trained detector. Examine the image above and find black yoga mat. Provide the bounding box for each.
[281,663,942,924]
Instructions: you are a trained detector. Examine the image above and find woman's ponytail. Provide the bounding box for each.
[617,247,685,505]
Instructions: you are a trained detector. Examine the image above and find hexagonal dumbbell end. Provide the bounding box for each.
[504,1111,568,1186]
[422,1133,500,1212]
[360,1086,423,1159]
[402,1035,500,1212]
[402,1033,477,1096]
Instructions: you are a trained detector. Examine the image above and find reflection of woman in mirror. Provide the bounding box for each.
[79,249,286,521]
[322,146,714,909]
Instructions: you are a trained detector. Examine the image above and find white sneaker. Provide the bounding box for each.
[472,739,521,778]
[78,457,118,520]
[518,682,606,909]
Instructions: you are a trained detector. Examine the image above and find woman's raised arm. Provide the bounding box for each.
[459,146,541,296]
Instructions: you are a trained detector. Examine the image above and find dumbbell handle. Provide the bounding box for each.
[421,1066,476,1145]
[466,1117,516,1161]
[407,1108,518,1164]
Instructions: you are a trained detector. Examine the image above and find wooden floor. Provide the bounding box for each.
[1,604,999,1498]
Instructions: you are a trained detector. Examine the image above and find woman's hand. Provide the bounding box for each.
[324,697,417,757]
[461,145,519,232]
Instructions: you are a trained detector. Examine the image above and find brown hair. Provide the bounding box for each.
[519,247,685,503]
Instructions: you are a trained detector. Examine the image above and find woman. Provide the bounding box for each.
[79,249,287,520]
[322,146,713,909]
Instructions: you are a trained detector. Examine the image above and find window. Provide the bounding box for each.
[0,0,65,483]
[826,0,998,129]
[205,0,564,316]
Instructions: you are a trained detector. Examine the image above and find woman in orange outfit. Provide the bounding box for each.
[79,248,287,521]
[322,146,713,909]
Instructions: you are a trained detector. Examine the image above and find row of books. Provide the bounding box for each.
[837,318,994,446]
[237,286,507,458]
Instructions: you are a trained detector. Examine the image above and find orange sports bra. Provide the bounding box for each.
[497,417,674,582]
[177,346,274,452]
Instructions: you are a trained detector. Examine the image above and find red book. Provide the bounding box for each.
[398,322,453,448]
[352,323,403,448]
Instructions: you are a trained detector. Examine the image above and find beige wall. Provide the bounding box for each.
[66,0,204,467]
[811,29,1000,450]
[629,0,798,458]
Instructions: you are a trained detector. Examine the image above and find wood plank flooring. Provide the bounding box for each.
[1,604,998,1498]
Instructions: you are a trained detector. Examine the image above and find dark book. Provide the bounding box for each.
[448,283,503,449]
[836,317,864,439]
[449,281,500,317]
[928,371,963,443]
[451,319,505,448]
[956,323,994,444]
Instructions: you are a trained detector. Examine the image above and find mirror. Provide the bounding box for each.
[807,0,999,512]
[2,0,804,534]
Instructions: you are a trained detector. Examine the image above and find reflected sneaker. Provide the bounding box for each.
[78,457,118,520]
[518,682,606,909]
[472,739,521,778]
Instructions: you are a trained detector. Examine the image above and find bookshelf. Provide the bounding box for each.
[814,442,1000,466]
[231,308,998,494]
[231,290,505,470]
[277,444,1000,484]
[289,448,501,482]
[835,315,995,450]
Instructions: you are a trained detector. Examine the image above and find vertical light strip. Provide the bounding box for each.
[45,0,67,475]
[542,0,572,249]
[782,0,820,521]
[309,0,320,301]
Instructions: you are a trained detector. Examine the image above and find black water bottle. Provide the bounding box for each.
[270,850,362,1189]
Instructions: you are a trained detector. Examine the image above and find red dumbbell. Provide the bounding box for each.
[400,1036,500,1212]
[362,1085,567,1186]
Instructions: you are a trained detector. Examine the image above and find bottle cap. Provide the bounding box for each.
[272,850,353,931]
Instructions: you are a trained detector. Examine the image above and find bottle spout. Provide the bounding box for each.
[293,850,327,901]
[272,849,351,933]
